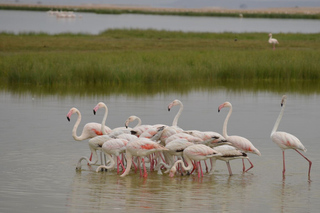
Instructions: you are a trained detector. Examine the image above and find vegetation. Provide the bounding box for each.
[1,30,320,95]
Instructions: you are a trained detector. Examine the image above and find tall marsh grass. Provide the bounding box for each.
[1,30,320,94]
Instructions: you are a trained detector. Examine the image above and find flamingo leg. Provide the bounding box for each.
[204,160,209,173]
[242,159,246,172]
[226,161,233,176]
[88,152,93,166]
[294,149,312,180]
[244,158,254,172]
[282,151,286,177]
[118,156,126,171]
[142,158,148,178]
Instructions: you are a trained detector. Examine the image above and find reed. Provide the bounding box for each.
[1,30,320,94]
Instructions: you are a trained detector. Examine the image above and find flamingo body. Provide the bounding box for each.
[268,33,279,50]
[270,95,311,180]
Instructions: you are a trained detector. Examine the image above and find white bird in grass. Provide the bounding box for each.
[268,33,279,50]
[270,95,312,180]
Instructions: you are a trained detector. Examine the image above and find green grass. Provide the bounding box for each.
[1,30,320,95]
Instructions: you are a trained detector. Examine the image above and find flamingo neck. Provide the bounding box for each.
[222,106,232,139]
[135,117,142,128]
[101,104,109,135]
[120,151,132,177]
[172,156,193,171]
[172,102,183,126]
[271,100,286,136]
[72,110,85,141]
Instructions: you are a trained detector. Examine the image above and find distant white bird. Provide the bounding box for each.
[268,33,279,50]
[270,95,312,180]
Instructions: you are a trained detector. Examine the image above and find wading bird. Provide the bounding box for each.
[268,33,279,50]
[218,102,261,172]
[270,95,312,180]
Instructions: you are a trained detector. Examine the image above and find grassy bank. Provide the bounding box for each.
[1,4,320,19]
[1,30,320,94]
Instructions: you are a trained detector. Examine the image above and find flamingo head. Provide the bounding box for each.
[218,102,232,112]
[125,115,137,128]
[66,107,78,121]
[268,33,272,37]
[169,166,177,177]
[281,95,287,107]
[168,99,181,111]
[93,102,106,115]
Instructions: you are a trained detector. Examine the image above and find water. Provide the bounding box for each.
[0,90,319,213]
[6,0,320,9]
[1,10,320,35]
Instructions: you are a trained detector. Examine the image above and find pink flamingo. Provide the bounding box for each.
[211,145,249,175]
[169,144,222,178]
[67,107,111,140]
[268,33,279,50]
[120,137,168,178]
[96,138,128,173]
[125,115,153,137]
[75,134,112,170]
[159,99,184,145]
[218,102,261,172]
[159,139,195,173]
[183,130,228,147]
[270,95,312,180]
[93,102,131,137]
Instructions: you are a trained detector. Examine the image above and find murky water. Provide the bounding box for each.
[0,90,319,212]
[1,10,320,35]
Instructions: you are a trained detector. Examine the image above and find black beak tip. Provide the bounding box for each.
[67,117,70,122]
[93,109,96,115]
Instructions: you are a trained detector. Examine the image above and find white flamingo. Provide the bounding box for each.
[169,144,222,178]
[268,33,279,50]
[93,102,131,136]
[218,102,261,172]
[160,99,184,145]
[120,134,168,178]
[67,107,111,141]
[270,95,312,180]
[96,138,128,173]
[211,145,249,175]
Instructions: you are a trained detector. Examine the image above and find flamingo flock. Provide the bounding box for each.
[66,96,312,180]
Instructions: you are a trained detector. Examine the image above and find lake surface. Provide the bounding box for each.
[8,0,320,9]
[0,90,319,213]
[1,10,320,34]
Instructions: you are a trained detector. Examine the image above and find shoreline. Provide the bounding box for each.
[1,3,320,16]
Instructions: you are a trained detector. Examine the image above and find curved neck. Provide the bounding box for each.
[172,102,183,126]
[72,109,84,141]
[134,117,142,128]
[120,151,132,177]
[172,156,193,171]
[271,100,286,136]
[101,104,109,135]
[222,106,232,138]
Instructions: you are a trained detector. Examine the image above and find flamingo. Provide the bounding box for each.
[270,95,312,180]
[96,138,128,173]
[159,99,184,145]
[169,144,222,178]
[93,102,131,136]
[67,107,111,141]
[210,145,248,175]
[268,33,279,50]
[183,130,228,147]
[75,134,112,170]
[125,115,153,137]
[159,139,195,173]
[120,134,168,178]
[218,102,261,172]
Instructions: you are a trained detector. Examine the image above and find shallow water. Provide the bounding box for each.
[0,90,319,212]
[1,10,320,34]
